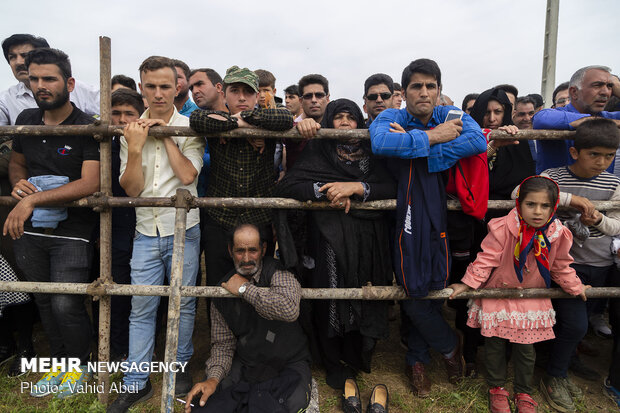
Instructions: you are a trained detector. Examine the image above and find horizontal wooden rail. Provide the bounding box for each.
[1,281,618,300]
[0,195,618,211]
[0,124,575,141]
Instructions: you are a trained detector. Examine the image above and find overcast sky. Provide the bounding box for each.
[2,0,619,112]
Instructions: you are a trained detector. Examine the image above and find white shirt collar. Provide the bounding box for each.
[14,81,33,98]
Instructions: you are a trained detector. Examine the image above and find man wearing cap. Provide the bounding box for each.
[190,66,294,289]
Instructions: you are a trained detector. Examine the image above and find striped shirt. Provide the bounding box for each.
[543,166,620,266]
[205,266,301,382]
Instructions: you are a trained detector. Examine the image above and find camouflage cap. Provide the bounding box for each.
[223,66,259,93]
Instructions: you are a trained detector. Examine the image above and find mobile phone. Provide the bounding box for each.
[445,110,463,122]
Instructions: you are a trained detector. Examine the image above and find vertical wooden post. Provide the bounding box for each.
[97,35,113,405]
[161,189,191,412]
[541,0,560,107]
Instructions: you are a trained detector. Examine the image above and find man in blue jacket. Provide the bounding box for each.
[533,65,620,174]
[369,58,486,397]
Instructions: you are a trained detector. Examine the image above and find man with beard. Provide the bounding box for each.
[173,59,199,117]
[3,47,100,398]
[184,223,311,413]
[0,34,99,125]
[363,73,394,126]
[534,65,620,173]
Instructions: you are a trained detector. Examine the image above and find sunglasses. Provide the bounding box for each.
[301,92,327,100]
[366,92,392,101]
[555,98,570,105]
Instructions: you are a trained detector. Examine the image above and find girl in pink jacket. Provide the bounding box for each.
[449,176,589,413]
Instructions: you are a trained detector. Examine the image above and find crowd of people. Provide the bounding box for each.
[0,32,619,413]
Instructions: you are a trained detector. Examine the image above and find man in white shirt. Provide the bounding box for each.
[0,34,99,125]
[109,56,204,413]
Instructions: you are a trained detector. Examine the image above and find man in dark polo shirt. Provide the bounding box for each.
[3,48,99,398]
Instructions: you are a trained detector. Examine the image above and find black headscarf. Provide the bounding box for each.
[277,99,392,218]
[470,88,536,201]
[320,98,366,129]
[274,99,395,340]
[469,88,513,128]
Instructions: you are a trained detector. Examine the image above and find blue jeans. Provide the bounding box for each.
[124,225,200,389]
[14,234,93,363]
[401,298,457,365]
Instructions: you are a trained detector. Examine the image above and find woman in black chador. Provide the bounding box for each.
[276,99,396,390]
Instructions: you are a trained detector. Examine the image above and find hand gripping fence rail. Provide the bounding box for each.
[0,37,619,411]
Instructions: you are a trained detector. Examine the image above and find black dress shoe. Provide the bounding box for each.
[341,378,362,413]
[367,384,389,413]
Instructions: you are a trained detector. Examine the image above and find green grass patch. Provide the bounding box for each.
[390,391,414,413]
[321,395,339,410]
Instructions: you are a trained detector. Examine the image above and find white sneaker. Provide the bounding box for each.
[590,313,613,338]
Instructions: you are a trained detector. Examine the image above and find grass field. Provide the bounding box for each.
[0,298,616,412]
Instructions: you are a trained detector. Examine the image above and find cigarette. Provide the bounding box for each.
[176,398,194,407]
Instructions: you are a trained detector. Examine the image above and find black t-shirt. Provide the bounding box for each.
[12,104,99,239]
[111,135,135,251]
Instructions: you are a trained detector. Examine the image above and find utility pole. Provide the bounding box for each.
[541,0,559,108]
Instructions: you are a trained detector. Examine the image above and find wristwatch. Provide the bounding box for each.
[238,283,248,296]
